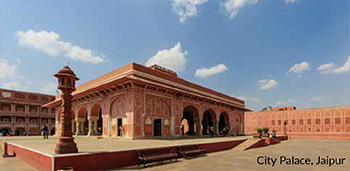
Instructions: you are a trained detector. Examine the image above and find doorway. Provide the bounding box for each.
[117,118,123,136]
[154,119,162,136]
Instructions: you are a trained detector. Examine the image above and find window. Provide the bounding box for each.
[325,118,330,125]
[346,117,350,124]
[292,119,296,125]
[61,78,65,85]
[271,120,275,125]
[307,119,311,125]
[278,120,281,125]
[335,118,341,124]
[299,119,303,125]
[315,119,320,125]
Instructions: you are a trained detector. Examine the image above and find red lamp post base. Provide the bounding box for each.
[55,137,78,154]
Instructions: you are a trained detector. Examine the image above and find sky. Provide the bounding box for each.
[0,0,349,111]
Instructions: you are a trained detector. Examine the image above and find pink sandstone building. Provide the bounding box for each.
[0,88,56,136]
[244,106,350,139]
[44,63,250,138]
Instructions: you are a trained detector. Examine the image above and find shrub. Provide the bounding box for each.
[262,127,269,133]
[256,127,262,133]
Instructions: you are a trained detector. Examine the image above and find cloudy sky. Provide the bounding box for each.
[0,0,349,111]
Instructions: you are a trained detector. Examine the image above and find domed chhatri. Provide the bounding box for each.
[55,66,78,78]
[54,66,79,91]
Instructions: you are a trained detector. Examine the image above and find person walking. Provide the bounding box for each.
[41,124,49,139]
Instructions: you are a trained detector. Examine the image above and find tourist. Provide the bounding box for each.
[41,124,49,139]
[181,125,184,136]
[209,126,214,137]
[271,130,276,139]
[222,127,227,137]
[119,125,123,136]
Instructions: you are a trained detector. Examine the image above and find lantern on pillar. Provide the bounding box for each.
[54,66,79,154]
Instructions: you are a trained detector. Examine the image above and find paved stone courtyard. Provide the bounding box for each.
[0,136,249,155]
[0,137,350,171]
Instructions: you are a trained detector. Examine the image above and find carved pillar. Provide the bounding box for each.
[54,66,78,154]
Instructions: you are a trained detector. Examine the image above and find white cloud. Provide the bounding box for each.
[236,95,260,102]
[39,82,58,95]
[257,79,278,90]
[285,0,297,4]
[2,81,21,90]
[333,56,350,74]
[0,58,18,80]
[317,56,350,74]
[220,0,259,19]
[288,61,310,74]
[276,99,294,105]
[195,64,228,78]
[309,96,323,102]
[172,0,208,23]
[17,30,105,63]
[316,62,335,74]
[145,42,187,72]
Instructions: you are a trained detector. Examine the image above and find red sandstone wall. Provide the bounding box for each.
[244,106,350,139]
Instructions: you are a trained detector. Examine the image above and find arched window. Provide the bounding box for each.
[61,78,65,85]
[67,78,71,86]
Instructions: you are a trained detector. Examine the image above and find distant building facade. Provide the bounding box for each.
[45,63,249,138]
[0,88,56,136]
[245,106,350,139]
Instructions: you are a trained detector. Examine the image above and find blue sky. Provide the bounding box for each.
[0,0,349,111]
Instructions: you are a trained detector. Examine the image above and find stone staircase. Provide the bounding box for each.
[231,138,261,151]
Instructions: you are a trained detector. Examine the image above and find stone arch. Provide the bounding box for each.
[0,127,11,135]
[15,127,26,136]
[219,112,230,135]
[109,97,126,137]
[91,103,103,135]
[182,105,200,135]
[77,106,88,135]
[202,109,217,135]
[50,128,55,135]
[144,98,171,136]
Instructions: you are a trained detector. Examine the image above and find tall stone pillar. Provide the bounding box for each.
[54,66,79,154]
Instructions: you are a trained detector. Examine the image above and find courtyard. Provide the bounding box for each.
[1,137,350,171]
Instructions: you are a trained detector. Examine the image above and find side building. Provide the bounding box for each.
[0,88,56,136]
[245,106,350,139]
[44,63,250,138]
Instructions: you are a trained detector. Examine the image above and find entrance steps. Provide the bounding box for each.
[231,138,261,151]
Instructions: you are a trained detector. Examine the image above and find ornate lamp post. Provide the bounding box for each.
[54,66,78,154]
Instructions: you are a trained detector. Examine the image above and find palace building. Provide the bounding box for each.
[244,106,350,139]
[0,88,56,136]
[44,63,250,138]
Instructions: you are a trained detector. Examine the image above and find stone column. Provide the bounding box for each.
[87,117,92,136]
[93,120,98,135]
[71,120,75,135]
[75,120,80,136]
[106,115,111,137]
[170,116,175,136]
